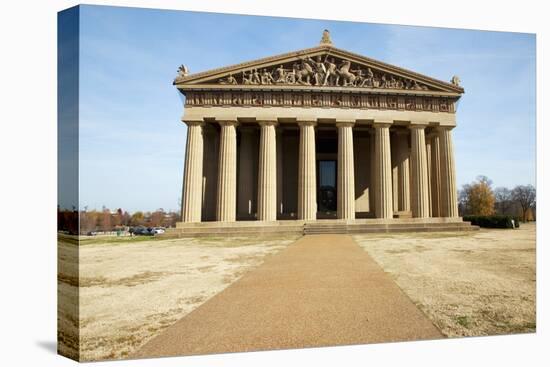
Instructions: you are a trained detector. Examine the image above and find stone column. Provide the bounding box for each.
[439,127,459,217]
[257,121,277,221]
[237,127,256,219]
[410,125,430,218]
[337,122,355,220]
[216,121,238,222]
[297,121,317,220]
[276,127,284,217]
[394,131,411,212]
[369,129,376,214]
[391,133,399,213]
[430,134,442,217]
[425,136,433,217]
[181,121,204,222]
[374,123,393,219]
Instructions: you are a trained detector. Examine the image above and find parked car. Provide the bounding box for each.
[132,227,152,236]
[151,227,165,235]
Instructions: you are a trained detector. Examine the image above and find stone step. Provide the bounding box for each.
[304,223,475,231]
[165,227,303,233]
[163,220,479,238]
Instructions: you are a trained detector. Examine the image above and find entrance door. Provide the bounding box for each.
[317,160,337,213]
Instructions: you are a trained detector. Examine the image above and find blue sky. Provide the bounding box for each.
[75,5,536,212]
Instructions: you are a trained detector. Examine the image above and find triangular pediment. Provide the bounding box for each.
[174,44,464,95]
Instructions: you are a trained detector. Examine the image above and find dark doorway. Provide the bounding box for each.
[317,160,337,213]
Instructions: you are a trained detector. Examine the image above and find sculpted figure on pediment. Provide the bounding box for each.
[212,55,436,90]
[304,55,326,86]
[251,69,261,85]
[351,67,364,87]
[294,59,314,85]
[274,65,286,83]
[360,67,374,87]
[323,57,338,86]
[261,69,274,85]
[242,71,252,85]
[286,63,298,84]
[379,74,387,88]
[337,60,356,86]
[220,73,238,85]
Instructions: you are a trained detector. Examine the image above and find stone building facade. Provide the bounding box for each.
[173,31,466,232]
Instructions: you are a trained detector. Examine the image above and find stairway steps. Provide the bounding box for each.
[163,220,479,238]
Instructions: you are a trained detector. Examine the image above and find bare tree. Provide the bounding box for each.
[494,187,514,215]
[150,208,166,227]
[121,211,131,226]
[511,185,536,222]
[80,210,99,234]
[100,207,112,232]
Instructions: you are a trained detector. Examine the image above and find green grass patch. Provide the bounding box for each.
[456,315,471,328]
[78,235,166,246]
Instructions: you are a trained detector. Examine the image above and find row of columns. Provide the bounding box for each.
[181,120,459,223]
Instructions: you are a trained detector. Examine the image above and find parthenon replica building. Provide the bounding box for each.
[171,31,475,236]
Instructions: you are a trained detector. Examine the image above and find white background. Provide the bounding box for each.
[0,0,547,365]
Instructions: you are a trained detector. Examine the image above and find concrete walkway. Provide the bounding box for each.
[134,235,442,358]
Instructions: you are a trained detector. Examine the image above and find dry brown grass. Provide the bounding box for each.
[58,235,298,361]
[354,223,536,338]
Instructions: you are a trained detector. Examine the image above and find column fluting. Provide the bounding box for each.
[374,123,393,219]
[276,127,284,217]
[216,121,238,222]
[439,127,459,218]
[395,131,411,212]
[410,125,430,218]
[425,136,433,217]
[369,130,376,214]
[181,122,204,222]
[337,122,355,220]
[297,121,317,220]
[257,121,277,221]
[430,134,442,217]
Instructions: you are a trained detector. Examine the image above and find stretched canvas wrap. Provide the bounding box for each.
[58,4,536,362]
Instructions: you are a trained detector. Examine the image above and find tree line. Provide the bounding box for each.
[458,176,536,222]
[57,206,181,235]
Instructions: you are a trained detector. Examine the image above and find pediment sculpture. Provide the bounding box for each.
[217,55,433,91]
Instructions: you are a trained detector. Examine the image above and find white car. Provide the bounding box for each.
[151,227,165,235]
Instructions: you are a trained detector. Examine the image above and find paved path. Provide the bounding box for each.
[134,235,442,358]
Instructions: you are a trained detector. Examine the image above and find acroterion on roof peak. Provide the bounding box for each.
[320,29,333,45]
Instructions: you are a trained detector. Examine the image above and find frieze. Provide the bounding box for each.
[185,91,454,113]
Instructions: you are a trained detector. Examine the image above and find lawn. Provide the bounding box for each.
[353,223,536,338]
[58,235,299,361]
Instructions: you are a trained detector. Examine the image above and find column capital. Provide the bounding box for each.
[258,120,278,127]
[183,120,204,127]
[372,120,392,128]
[297,120,317,127]
[336,121,355,128]
[217,120,239,127]
[436,125,455,132]
[409,122,429,129]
